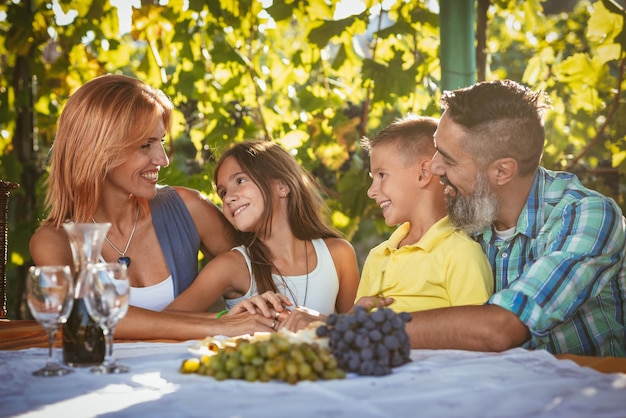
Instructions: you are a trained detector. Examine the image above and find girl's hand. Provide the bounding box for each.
[225,291,293,318]
[277,306,326,333]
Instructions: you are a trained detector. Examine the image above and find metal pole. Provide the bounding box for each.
[439,0,477,90]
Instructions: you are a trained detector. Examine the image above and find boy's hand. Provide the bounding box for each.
[354,295,395,311]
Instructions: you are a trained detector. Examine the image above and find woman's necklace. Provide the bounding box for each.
[92,206,139,267]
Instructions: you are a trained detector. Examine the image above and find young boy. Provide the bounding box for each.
[356,114,493,313]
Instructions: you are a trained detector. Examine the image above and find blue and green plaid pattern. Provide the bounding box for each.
[478,167,625,356]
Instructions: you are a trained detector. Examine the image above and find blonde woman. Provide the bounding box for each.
[30,74,270,339]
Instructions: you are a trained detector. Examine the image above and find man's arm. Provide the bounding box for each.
[406,304,530,352]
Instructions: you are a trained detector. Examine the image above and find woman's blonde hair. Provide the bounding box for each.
[43,74,173,227]
[213,140,340,295]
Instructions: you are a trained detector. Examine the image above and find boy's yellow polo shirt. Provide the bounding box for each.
[356,216,494,313]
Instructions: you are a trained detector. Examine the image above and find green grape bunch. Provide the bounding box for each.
[180,333,346,385]
[316,306,412,376]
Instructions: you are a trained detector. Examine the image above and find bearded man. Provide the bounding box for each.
[412,79,626,356]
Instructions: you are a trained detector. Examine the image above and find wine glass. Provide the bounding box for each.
[26,265,74,377]
[84,262,130,374]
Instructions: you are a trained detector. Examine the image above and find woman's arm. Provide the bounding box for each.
[115,307,276,340]
[29,225,74,268]
[30,224,274,340]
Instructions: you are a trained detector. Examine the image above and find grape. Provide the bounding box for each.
[359,361,374,375]
[370,309,386,323]
[355,334,370,349]
[373,364,391,376]
[316,325,329,337]
[381,321,392,334]
[319,306,412,376]
[360,347,374,361]
[399,312,412,323]
[355,306,369,323]
[335,319,349,333]
[179,358,201,374]
[391,315,404,330]
[368,329,383,342]
[391,351,407,367]
[364,318,377,329]
[224,355,240,372]
[383,335,399,350]
[376,344,389,357]
[334,339,348,353]
[179,333,344,384]
[348,354,360,370]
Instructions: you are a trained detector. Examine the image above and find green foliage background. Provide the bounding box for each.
[0,0,624,318]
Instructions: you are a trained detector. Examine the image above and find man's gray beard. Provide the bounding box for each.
[446,173,498,235]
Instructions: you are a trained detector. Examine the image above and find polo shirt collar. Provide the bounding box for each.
[383,217,456,253]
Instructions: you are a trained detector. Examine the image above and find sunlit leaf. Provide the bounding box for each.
[308,15,359,47]
[306,0,335,21]
[331,210,351,229]
[522,47,554,84]
[315,142,349,171]
[588,1,623,44]
[596,43,622,63]
[266,0,297,21]
[554,53,600,86]
[613,150,626,167]
[280,130,309,149]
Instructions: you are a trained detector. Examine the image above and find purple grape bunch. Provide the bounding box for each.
[316,305,412,376]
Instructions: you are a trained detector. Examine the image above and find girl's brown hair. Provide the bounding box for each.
[43,74,173,227]
[214,140,340,294]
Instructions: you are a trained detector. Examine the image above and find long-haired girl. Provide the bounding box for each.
[166,140,359,327]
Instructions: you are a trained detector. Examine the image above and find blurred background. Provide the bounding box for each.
[0,0,624,319]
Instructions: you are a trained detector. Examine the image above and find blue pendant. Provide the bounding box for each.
[118,257,131,267]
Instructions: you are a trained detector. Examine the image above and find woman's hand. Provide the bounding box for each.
[225,291,293,319]
[212,311,284,336]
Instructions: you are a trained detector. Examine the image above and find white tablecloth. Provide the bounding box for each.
[1,342,625,418]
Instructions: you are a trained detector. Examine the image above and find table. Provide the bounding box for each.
[1,321,625,418]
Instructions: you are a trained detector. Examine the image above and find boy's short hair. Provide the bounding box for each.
[360,114,438,165]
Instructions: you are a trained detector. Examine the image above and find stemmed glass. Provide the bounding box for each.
[84,262,130,374]
[26,265,74,377]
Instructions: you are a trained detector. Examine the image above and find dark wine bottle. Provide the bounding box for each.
[61,223,111,367]
[62,298,105,367]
